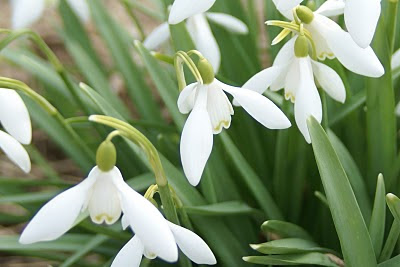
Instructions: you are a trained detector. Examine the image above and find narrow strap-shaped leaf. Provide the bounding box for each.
[307,116,377,267]
[184,201,259,216]
[261,220,314,241]
[369,174,386,259]
[251,238,337,255]
[243,252,340,266]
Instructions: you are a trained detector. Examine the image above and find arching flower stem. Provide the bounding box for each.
[174,51,204,90]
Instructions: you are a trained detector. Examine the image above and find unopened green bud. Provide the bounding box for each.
[96,141,117,172]
[197,58,215,84]
[294,35,309,58]
[296,6,314,24]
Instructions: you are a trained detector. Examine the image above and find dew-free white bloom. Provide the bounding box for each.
[10,0,90,29]
[112,217,216,266]
[145,13,248,72]
[19,166,177,260]
[242,37,346,143]
[0,88,31,172]
[178,78,291,186]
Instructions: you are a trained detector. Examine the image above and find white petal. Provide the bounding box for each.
[121,214,129,230]
[294,58,322,143]
[143,23,171,50]
[111,236,144,267]
[206,85,233,134]
[205,12,248,34]
[272,37,296,66]
[218,80,291,129]
[274,0,303,11]
[284,58,301,102]
[270,64,291,91]
[187,15,221,72]
[66,0,90,22]
[0,89,32,144]
[392,49,400,71]
[305,23,335,60]
[10,0,45,29]
[180,85,213,186]
[311,14,384,77]
[0,130,30,173]
[242,66,283,94]
[87,168,122,225]
[177,83,198,114]
[315,0,345,17]
[311,60,346,103]
[113,178,178,263]
[345,0,381,48]
[168,222,217,265]
[19,168,97,244]
[168,0,216,24]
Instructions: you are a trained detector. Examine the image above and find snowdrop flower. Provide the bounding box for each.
[0,88,31,173]
[10,0,90,29]
[242,36,345,143]
[146,0,248,72]
[291,5,384,78]
[272,0,304,13]
[19,141,177,261]
[112,216,216,266]
[179,58,291,186]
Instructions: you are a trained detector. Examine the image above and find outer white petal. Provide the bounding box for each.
[143,23,171,50]
[294,58,322,143]
[345,0,381,48]
[87,168,122,225]
[305,24,334,60]
[284,58,301,102]
[169,0,216,24]
[10,0,45,29]
[121,214,129,230]
[242,66,283,94]
[0,130,31,173]
[66,0,90,22]
[217,80,291,129]
[273,37,296,66]
[19,168,98,244]
[113,177,178,262]
[311,60,346,103]
[0,89,32,144]
[111,236,144,267]
[311,14,384,77]
[187,15,221,72]
[392,49,400,71]
[168,222,217,265]
[206,84,234,134]
[315,0,345,17]
[205,12,248,34]
[274,0,303,11]
[180,86,213,186]
[177,83,198,114]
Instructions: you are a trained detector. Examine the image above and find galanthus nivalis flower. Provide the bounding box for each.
[10,0,90,29]
[145,12,248,72]
[178,59,291,185]
[0,88,31,172]
[19,164,177,260]
[242,36,346,143]
[112,216,217,266]
[292,5,384,78]
[169,0,216,25]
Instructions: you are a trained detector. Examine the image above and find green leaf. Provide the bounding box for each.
[379,255,400,267]
[308,116,377,267]
[261,220,314,241]
[243,252,340,266]
[184,201,259,216]
[251,238,335,255]
[369,174,386,259]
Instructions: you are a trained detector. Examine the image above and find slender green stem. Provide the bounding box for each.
[379,220,400,262]
[386,0,399,53]
[121,0,146,40]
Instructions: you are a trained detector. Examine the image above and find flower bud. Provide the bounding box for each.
[197,58,215,84]
[96,141,117,172]
[296,6,314,24]
[294,35,309,58]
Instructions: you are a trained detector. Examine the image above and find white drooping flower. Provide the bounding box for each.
[178,68,291,185]
[10,0,90,29]
[168,0,216,25]
[283,4,384,78]
[0,88,31,173]
[242,36,346,143]
[145,17,247,73]
[19,166,178,261]
[112,217,217,266]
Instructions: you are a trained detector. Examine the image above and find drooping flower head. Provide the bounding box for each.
[0,88,31,172]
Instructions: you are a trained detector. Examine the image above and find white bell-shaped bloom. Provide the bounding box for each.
[144,13,248,72]
[272,0,304,13]
[112,218,216,266]
[0,88,31,172]
[242,37,346,143]
[10,0,90,29]
[289,5,385,78]
[178,79,291,186]
[19,166,178,261]
[168,0,216,25]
